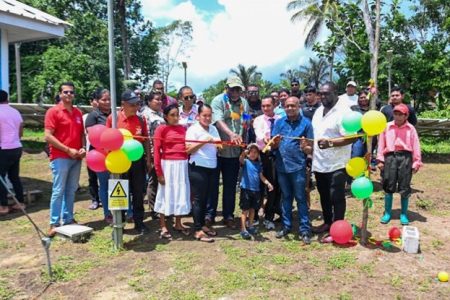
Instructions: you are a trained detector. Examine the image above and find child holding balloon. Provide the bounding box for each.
[153,104,191,239]
[376,104,422,225]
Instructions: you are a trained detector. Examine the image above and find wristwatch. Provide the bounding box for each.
[328,140,333,148]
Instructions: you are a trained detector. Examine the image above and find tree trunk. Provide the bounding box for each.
[329,51,334,82]
[118,0,131,80]
[360,0,381,246]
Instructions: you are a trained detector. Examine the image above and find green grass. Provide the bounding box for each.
[0,279,16,300]
[327,252,357,270]
[42,257,97,283]
[420,136,450,154]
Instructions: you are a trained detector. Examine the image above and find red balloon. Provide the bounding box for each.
[86,150,106,172]
[99,128,124,151]
[389,227,401,240]
[330,220,353,244]
[87,124,107,149]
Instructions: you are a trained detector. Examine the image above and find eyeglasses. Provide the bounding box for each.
[247,91,258,96]
[62,91,75,95]
[183,95,196,101]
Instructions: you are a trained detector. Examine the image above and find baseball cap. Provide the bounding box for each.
[247,143,259,151]
[346,81,357,87]
[121,90,140,104]
[226,76,245,90]
[393,103,409,115]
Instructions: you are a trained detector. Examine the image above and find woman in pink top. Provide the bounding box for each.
[153,104,191,239]
[377,103,422,225]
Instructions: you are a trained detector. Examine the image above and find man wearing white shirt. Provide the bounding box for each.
[338,81,358,107]
[311,82,358,241]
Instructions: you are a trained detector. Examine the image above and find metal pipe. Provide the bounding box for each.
[15,43,22,103]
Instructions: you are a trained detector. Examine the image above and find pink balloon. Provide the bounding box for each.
[99,128,124,151]
[86,150,106,172]
[87,124,107,149]
[330,220,353,245]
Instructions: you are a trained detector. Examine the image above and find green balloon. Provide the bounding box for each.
[351,177,373,199]
[342,111,363,133]
[121,139,144,161]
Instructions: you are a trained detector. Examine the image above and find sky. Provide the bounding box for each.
[140,0,316,94]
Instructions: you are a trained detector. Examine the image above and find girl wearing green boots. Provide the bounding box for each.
[376,104,422,225]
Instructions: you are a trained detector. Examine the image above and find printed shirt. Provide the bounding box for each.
[0,104,23,149]
[240,158,262,192]
[271,114,313,173]
[253,113,280,150]
[311,104,352,173]
[106,110,148,143]
[153,125,188,177]
[211,93,249,158]
[179,104,198,128]
[376,121,423,170]
[44,103,84,161]
[186,122,220,168]
[140,106,165,157]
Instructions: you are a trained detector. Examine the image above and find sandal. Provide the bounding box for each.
[160,230,172,240]
[195,232,214,243]
[202,228,217,237]
[174,227,190,236]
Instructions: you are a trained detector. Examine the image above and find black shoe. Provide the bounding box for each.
[301,232,311,245]
[275,228,290,239]
[135,223,150,235]
[312,223,330,234]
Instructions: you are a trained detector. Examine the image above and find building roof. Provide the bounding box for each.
[0,0,69,27]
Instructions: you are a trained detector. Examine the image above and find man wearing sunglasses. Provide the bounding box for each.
[151,80,177,110]
[209,76,250,229]
[44,82,86,237]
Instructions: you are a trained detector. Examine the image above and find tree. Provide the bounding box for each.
[229,64,262,90]
[202,79,227,104]
[279,69,300,82]
[156,20,193,92]
[298,57,329,88]
[287,0,339,79]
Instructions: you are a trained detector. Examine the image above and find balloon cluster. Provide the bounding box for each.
[85,125,144,174]
[341,110,387,200]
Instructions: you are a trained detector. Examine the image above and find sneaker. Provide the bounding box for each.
[247,226,258,235]
[321,235,334,243]
[240,230,251,240]
[263,220,275,230]
[275,228,290,239]
[104,215,113,225]
[245,220,259,227]
[301,232,312,245]
[312,223,330,234]
[88,201,99,210]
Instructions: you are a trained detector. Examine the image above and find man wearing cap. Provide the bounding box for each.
[338,81,358,107]
[290,79,302,99]
[209,76,250,228]
[380,87,417,126]
[270,96,314,244]
[106,90,152,234]
[310,82,358,242]
[152,80,178,110]
[44,82,86,237]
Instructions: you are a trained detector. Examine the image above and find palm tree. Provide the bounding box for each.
[287,0,339,80]
[229,64,262,90]
[298,57,329,88]
[280,69,300,82]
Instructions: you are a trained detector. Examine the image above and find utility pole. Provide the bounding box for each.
[387,49,393,97]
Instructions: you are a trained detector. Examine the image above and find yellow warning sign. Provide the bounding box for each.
[110,181,127,198]
[108,179,129,210]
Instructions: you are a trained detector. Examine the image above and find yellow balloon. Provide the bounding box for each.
[230,111,240,120]
[119,128,133,140]
[361,110,387,136]
[105,150,131,173]
[438,271,449,282]
[346,157,367,178]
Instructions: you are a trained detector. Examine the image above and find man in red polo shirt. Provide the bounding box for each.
[44,82,86,237]
[106,90,152,234]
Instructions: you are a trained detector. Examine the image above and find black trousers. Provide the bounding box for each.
[0,148,24,205]
[315,168,347,226]
[189,163,218,231]
[260,152,281,221]
[146,167,158,211]
[87,167,99,202]
[122,157,146,225]
[382,151,412,198]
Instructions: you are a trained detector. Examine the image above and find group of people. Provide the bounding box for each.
[0,75,422,245]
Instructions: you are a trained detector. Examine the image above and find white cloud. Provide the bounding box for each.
[140,0,311,93]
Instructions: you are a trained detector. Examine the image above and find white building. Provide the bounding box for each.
[0,0,68,93]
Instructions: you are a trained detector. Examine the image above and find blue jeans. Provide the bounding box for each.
[96,171,111,217]
[277,169,311,234]
[206,157,240,221]
[49,158,82,225]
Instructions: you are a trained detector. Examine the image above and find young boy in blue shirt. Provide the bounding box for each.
[239,143,273,239]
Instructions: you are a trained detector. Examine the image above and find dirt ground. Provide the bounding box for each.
[0,151,449,300]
